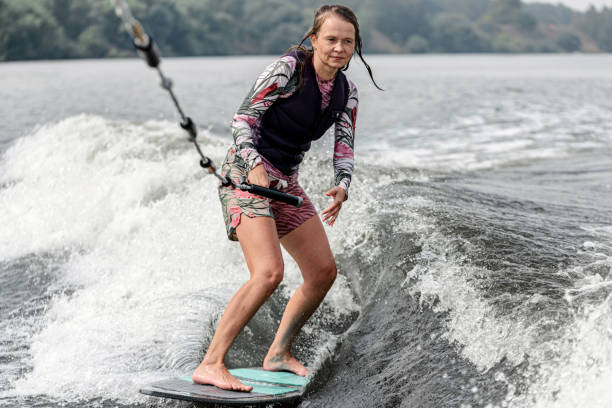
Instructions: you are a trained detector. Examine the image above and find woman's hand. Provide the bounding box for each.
[247,163,270,187]
[321,186,347,226]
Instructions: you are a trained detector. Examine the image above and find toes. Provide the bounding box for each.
[236,384,251,392]
[228,380,251,392]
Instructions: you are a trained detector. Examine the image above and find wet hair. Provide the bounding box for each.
[288,4,383,91]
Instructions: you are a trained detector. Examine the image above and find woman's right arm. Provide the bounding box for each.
[230,56,297,177]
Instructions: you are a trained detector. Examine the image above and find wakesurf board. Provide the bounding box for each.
[140,367,310,405]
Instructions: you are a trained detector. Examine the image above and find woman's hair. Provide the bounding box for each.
[288,4,383,91]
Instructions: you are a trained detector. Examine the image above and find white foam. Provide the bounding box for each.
[520,236,612,408]
[401,212,535,372]
[1,115,359,404]
[529,298,612,408]
[0,114,210,260]
[400,201,612,407]
[502,280,612,408]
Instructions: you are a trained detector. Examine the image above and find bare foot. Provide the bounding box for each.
[192,362,253,392]
[263,351,310,376]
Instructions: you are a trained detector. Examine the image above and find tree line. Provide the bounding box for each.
[1,0,611,61]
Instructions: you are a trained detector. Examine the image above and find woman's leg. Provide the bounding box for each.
[263,215,337,376]
[193,215,283,391]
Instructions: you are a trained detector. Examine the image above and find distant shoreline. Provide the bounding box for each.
[3,51,612,64]
[2,0,611,62]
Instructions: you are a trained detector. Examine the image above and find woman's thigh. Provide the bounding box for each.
[236,215,284,278]
[280,215,336,281]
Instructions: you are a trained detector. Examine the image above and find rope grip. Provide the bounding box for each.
[199,157,215,175]
[180,117,197,141]
[221,177,233,188]
[237,176,249,190]
[160,76,173,91]
[132,35,160,68]
[199,157,211,168]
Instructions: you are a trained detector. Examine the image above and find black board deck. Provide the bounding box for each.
[140,368,310,405]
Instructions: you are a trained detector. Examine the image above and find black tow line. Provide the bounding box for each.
[110,0,303,208]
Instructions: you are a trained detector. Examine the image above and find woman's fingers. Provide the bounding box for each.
[325,206,340,225]
[321,199,340,216]
[321,189,343,225]
[247,164,270,187]
[322,208,339,225]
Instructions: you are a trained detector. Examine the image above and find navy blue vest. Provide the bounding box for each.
[255,54,349,175]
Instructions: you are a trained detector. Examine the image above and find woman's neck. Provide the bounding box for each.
[312,54,337,81]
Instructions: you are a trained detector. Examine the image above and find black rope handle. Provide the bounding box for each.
[237,177,303,208]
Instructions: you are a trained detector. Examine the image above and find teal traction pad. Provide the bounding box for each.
[140,367,310,405]
[229,368,309,387]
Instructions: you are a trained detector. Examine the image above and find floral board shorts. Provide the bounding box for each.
[218,146,318,241]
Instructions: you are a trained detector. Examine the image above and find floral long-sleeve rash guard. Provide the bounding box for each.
[230,55,358,196]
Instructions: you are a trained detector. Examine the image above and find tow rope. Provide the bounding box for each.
[110,0,303,207]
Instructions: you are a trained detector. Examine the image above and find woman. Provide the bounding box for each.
[193,4,381,392]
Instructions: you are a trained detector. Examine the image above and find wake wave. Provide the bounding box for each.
[0,115,358,405]
[1,114,611,408]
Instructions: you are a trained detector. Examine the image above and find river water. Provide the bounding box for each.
[1,54,611,407]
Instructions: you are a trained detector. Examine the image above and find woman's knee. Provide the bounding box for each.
[324,262,338,288]
[253,261,284,293]
[307,261,337,292]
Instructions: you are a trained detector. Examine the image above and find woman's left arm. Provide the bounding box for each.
[322,81,358,226]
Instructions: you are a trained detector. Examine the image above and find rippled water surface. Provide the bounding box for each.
[1,55,611,408]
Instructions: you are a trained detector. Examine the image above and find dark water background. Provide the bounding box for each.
[1,55,611,407]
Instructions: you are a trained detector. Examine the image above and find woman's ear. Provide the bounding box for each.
[310,34,317,49]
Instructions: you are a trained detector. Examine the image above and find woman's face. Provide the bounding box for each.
[311,15,356,73]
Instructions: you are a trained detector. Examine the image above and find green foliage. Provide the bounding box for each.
[363,0,430,44]
[0,0,611,61]
[0,0,68,59]
[486,0,536,31]
[430,13,489,52]
[556,31,581,52]
[579,6,612,51]
[431,0,491,20]
[478,15,499,35]
[523,3,575,25]
[405,35,429,53]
